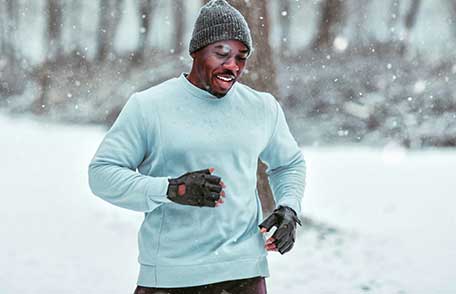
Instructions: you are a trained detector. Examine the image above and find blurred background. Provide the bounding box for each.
[1,1,456,293]
[1,0,455,147]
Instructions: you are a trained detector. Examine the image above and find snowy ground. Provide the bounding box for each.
[1,113,455,294]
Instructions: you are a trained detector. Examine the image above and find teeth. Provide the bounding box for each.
[217,75,234,82]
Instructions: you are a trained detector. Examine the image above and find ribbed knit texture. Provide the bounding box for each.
[189,0,253,54]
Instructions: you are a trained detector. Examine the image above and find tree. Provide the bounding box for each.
[172,0,186,55]
[312,0,346,51]
[97,0,124,62]
[2,0,19,63]
[0,0,22,96]
[400,0,422,55]
[0,1,6,57]
[68,0,83,55]
[230,0,278,214]
[46,0,64,61]
[448,0,456,39]
[135,0,158,63]
[351,0,371,47]
[278,0,291,57]
[388,0,400,41]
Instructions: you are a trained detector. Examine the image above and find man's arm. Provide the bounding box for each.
[259,97,306,215]
[258,96,306,254]
[88,94,171,212]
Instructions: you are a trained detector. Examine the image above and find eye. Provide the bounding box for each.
[237,56,247,62]
[215,52,228,58]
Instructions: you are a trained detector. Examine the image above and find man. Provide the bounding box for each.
[88,0,306,293]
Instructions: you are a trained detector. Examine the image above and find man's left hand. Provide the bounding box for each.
[259,206,302,254]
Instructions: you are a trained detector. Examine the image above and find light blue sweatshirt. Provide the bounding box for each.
[88,73,306,288]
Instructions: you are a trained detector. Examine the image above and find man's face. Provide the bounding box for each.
[189,40,249,97]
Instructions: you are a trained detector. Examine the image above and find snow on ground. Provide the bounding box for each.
[1,113,455,294]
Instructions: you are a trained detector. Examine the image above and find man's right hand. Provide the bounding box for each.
[167,168,226,207]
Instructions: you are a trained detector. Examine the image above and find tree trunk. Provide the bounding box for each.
[312,0,346,51]
[352,0,370,47]
[230,0,278,215]
[0,1,5,56]
[172,0,186,55]
[400,0,422,55]
[449,0,456,39]
[69,0,83,54]
[97,0,124,62]
[46,0,64,61]
[0,0,20,96]
[135,0,157,63]
[388,0,400,41]
[4,0,19,63]
[278,0,291,57]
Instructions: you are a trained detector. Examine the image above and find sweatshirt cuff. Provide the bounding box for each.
[276,197,301,216]
[145,176,172,212]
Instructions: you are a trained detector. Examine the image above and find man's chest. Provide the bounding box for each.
[156,105,266,160]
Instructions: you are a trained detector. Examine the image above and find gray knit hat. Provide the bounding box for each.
[189,0,253,55]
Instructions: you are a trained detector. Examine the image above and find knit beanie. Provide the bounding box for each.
[189,0,253,55]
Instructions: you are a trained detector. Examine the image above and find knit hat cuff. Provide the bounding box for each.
[189,23,253,54]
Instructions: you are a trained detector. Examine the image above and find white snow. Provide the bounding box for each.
[333,36,349,52]
[1,113,455,293]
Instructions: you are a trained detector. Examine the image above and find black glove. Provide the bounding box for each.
[167,168,223,207]
[259,206,302,254]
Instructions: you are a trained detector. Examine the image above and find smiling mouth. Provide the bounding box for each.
[215,74,235,83]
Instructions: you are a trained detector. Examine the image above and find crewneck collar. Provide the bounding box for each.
[179,73,237,101]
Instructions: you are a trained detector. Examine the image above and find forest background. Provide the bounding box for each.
[2,0,455,149]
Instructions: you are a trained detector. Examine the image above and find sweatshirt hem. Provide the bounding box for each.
[137,256,269,288]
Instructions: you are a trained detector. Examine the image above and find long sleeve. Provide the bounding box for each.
[88,93,171,212]
[259,97,306,215]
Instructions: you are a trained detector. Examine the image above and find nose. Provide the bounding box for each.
[222,57,239,73]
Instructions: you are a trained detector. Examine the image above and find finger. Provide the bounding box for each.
[204,175,221,185]
[278,241,294,255]
[260,228,267,233]
[208,192,221,202]
[272,226,289,242]
[220,181,226,188]
[215,197,224,207]
[265,237,275,245]
[274,234,290,249]
[205,183,222,193]
[202,196,217,207]
[209,167,215,173]
[265,243,277,251]
[220,191,226,197]
[259,214,278,232]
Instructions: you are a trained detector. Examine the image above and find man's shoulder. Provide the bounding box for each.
[235,82,277,107]
[134,77,180,104]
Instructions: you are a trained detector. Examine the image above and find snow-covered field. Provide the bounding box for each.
[1,113,455,294]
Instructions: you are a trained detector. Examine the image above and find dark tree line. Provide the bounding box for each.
[310,0,423,53]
